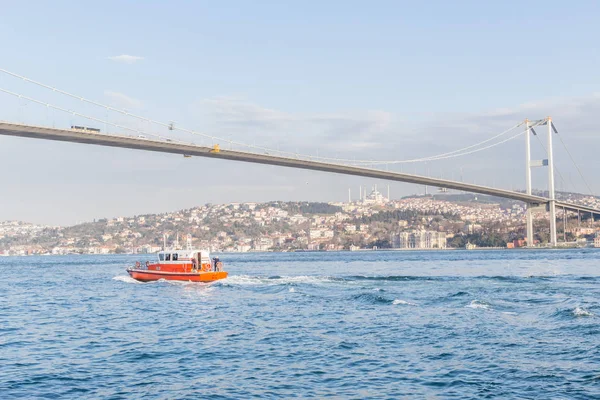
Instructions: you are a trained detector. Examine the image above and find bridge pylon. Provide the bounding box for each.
[525,117,558,247]
[525,119,534,247]
[546,117,557,246]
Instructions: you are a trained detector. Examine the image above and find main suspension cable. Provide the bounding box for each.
[553,124,595,196]
[0,67,543,166]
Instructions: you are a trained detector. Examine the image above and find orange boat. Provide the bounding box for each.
[127,249,227,282]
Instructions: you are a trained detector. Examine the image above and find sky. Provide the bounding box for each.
[1,1,600,225]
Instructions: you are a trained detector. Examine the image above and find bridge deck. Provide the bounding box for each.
[0,121,598,214]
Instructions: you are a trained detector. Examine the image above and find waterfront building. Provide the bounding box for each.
[390,230,447,249]
[252,237,273,251]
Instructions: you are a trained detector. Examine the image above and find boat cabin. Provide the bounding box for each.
[145,249,214,272]
[158,249,210,264]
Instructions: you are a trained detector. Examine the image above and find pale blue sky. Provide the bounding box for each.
[1,1,599,225]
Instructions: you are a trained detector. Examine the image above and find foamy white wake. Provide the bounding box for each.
[223,275,338,286]
[392,299,417,306]
[112,275,145,284]
[163,279,206,286]
[573,307,594,317]
[466,300,491,310]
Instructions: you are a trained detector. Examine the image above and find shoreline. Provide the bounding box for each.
[1,246,598,257]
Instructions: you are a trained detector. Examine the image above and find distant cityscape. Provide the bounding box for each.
[1,188,599,256]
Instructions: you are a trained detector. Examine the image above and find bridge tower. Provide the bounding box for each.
[525,119,534,246]
[525,117,558,247]
[547,117,557,246]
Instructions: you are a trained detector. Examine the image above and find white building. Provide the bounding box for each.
[309,229,323,239]
[322,230,334,239]
[390,230,447,249]
[310,229,334,239]
[253,237,273,252]
[235,244,252,252]
[344,224,357,233]
[289,214,308,224]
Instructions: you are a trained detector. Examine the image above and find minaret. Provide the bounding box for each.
[387,185,390,201]
[348,188,351,203]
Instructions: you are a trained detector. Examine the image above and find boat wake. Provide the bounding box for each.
[112,275,145,284]
[221,275,342,286]
[113,275,216,286]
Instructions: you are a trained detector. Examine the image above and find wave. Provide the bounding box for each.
[573,307,594,317]
[350,293,393,305]
[347,275,449,282]
[465,300,491,310]
[392,299,417,306]
[484,276,525,282]
[551,306,595,319]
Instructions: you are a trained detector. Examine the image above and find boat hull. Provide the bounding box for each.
[127,269,228,282]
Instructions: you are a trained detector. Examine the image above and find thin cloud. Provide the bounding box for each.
[107,55,144,64]
[201,97,292,128]
[196,96,392,150]
[104,90,143,110]
[190,93,600,195]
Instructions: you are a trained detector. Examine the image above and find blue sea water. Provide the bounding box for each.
[1,249,600,399]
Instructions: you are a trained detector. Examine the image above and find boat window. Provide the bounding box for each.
[159,253,165,261]
[165,254,171,261]
[173,253,178,261]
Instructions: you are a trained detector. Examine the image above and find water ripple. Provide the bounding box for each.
[1,250,600,398]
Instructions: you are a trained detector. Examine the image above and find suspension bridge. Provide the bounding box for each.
[0,68,598,247]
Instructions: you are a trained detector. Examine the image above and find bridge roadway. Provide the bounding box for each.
[0,121,598,215]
